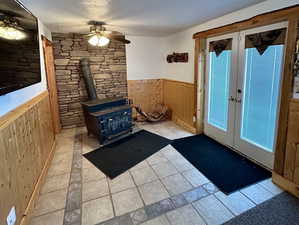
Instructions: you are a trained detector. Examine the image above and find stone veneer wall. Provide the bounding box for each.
[52,33,128,128]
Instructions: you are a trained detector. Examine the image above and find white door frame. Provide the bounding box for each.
[203,22,288,170]
[234,22,288,169]
[204,32,239,147]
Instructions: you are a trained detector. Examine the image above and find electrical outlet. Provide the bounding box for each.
[7,206,16,225]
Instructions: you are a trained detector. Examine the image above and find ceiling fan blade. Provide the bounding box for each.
[0,9,23,18]
[84,21,131,44]
[108,35,131,44]
[84,33,94,37]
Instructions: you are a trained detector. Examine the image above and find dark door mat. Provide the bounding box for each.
[223,192,299,225]
[171,134,271,194]
[84,130,171,179]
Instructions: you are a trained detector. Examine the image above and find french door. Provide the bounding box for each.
[204,22,287,169]
[204,32,239,147]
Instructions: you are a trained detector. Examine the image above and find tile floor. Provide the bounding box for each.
[29,121,283,225]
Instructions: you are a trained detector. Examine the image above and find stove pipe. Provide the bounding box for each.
[80,58,98,100]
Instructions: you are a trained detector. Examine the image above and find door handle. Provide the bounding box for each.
[229,96,235,102]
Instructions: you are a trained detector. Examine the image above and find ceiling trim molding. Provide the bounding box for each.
[193,4,299,39]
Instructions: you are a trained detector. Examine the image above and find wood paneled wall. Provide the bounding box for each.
[0,91,55,225]
[283,99,299,185]
[128,79,196,133]
[128,79,163,119]
[163,79,196,133]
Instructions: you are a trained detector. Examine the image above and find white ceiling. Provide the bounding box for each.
[20,0,265,36]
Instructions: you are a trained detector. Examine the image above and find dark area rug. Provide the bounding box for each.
[84,130,171,179]
[223,192,299,225]
[171,134,271,194]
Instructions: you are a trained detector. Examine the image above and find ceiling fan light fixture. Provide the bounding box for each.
[88,34,110,47]
[0,25,26,40]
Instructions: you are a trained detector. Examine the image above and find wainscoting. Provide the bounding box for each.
[128,79,196,133]
[283,99,299,184]
[0,91,55,225]
[128,79,163,119]
[163,79,196,133]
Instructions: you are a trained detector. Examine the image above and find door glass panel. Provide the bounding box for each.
[208,50,231,131]
[241,45,284,151]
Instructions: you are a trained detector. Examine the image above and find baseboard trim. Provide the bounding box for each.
[19,140,56,225]
[172,115,197,134]
[272,172,299,198]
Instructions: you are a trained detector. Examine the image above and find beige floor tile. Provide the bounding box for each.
[130,160,150,171]
[259,178,283,195]
[138,121,193,140]
[56,132,75,142]
[193,195,234,225]
[147,152,168,165]
[112,188,144,216]
[55,139,74,153]
[55,146,74,155]
[33,189,67,217]
[202,183,218,194]
[82,166,106,183]
[161,147,183,161]
[47,161,72,177]
[152,162,178,178]
[141,215,170,225]
[159,145,176,153]
[29,209,64,225]
[166,204,206,225]
[41,173,70,194]
[138,180,170,205]
[240,183,274,204]
[52,151,73,165]
[182,169,209,187]
[215,191,255,216]
[58,128,76,137]
[108,172,135,193]
[170,130,193,139]
[82,158,95,169]
[82,196,114,225]
[170,158,194,172]
[82,178,109,202]
[131,167,158,186]
[158,129,177,140]
[83,136,100,153]
[82,147,94,154]
[161,174,193,195]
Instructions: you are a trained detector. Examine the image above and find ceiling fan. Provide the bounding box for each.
[85,21,130,47]
[0,10,26,40]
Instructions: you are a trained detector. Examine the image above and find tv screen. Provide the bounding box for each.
[0,0,41,96]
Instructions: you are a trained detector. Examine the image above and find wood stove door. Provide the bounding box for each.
[99,108,132,142]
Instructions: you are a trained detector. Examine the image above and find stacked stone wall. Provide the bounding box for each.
[52,33,127,128]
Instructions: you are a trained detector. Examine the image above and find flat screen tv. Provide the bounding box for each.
[0,0,41,96]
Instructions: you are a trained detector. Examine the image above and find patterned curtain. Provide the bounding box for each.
[209,38,232,57]
[245,28,286,55]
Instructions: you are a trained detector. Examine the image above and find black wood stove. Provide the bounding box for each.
[80,58,133,145]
